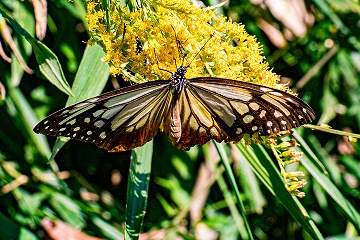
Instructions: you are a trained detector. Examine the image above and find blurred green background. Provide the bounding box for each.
[0,0,359,239]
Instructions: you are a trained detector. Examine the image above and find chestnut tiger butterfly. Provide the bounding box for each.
[34,61,315,151]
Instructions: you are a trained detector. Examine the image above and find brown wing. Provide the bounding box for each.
[162,77,315,150]
[34,81,172,152]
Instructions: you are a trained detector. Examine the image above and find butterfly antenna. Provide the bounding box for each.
[186,33,215,68]
[181,51,188,67]
[154,49,172,74]
[170,25,189,68]
[173,55,178,69]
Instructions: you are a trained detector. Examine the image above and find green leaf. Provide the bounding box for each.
[91,216,124,239]
[65,44,109,106]
[18,227,38,240]
[312,0,349,35]
[238,142,324,240]
[7,86,51,160]
[295,132,360,233]
[49,193,86,229]
[214,142,253,240]
[155,175,190,208]
[0,9,73,96]
[125,140,153,240]
[49,43,109,157]
[18,192,48,216]
[232,146,266,213]
[0,211,38,240]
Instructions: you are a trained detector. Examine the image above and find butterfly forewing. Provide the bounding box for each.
[34,81,172,151]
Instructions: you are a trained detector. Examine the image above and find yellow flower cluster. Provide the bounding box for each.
[84,0,281,89]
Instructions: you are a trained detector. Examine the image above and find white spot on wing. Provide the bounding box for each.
[84,118,91,123]
[59,127,66,131]
[274,111,283,118]
[249,102,260,111]
[74,127,80,131]
[99,132,107,139]
[231,102,249,115]
[236,128,243,134]
[87,131,92,135]
[94,120,105,128]
[243,115,254,124]
[267,121,273,127]
[260,110,266,118]
[252,126,258,131]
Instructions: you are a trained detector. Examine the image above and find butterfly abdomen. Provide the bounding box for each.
[169,95,182,144]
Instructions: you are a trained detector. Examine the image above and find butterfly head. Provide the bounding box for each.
[176,66,187,76]
[170,66,188,93]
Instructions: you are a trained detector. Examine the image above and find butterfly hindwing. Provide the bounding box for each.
[34,81,172,152]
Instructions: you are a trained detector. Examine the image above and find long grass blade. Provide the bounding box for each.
[214,142,254,240]
[125,140,153,240]
[238,142,324,240]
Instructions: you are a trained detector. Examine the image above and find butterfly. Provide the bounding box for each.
[33,65,315,152]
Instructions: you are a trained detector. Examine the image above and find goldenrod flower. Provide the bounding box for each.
[84,0,282,90]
